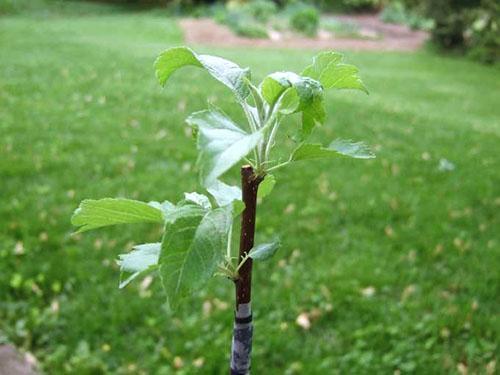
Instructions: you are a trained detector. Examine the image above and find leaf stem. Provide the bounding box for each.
[235,252,251,274]
[246,79,266,124]
[266,159,291,173]
[240,101,261,166]
[240,101,257,132]
[216,265,235,279]
[226,222,233,260]
[260,89,289,165]
[264,119,280,162]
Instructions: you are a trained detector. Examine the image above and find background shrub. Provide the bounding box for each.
[213,0,272,38]
[402,0,499,63]
[465,1,499,63]
[233,18,269,37]
[287,2,319,36]
[287,0,384,13]
[245,0,278,22]
[341,0,383,12]
[380,1,407,24]
[380,1,433,30]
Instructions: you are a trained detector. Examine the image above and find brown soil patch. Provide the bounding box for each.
[180,15,428,51]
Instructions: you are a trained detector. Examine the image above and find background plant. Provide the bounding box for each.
[212,0,322,39]
[286,1,320,36]
[402,0,499,63]
[379,1,433,31]
[213,1,272,38]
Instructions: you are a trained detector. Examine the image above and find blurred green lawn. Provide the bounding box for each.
[1,3,499,374]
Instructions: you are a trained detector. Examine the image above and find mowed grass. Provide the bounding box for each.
[1,4,499,374]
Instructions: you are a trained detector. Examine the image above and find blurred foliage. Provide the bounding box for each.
[0,0,47,14]
[276,0,384,13]
[212,0,275,38]
[244,0,278,22]
[212,0,321,38]
[380,1,433,30]
[338,0,383,12]
[402,0,499,63]
[286,1,320,36]
[228,17,269,38]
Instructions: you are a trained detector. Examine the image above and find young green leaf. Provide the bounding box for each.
[71,198,164,233]
[186,109,264,187]
[149,200,176,217]
[159,203,232,307]
[260,72,322,108]
[117,243,160,289]
[261,72,325,139]
[207,180,245,216]
[257,174,276,200]
[260,73,291,106]
[300,96,325,140]
[184,192,212,210]
[291,139,375,161]
[207,180,242,207]
[302,51,368,94]
[277,87,300,115]
[330,139,376,159]
[248,240,281,261]
[302,51,343,79]
[320,64,367,93]
[232,201,246,217]
[154,46,250,100]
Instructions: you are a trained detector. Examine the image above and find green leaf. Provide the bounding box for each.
[186,109,263,187]
[184,192,212,210]
[71,198,164,233]
[257,174,276,199]
[302,51,368,94]
[117,243,160,289]
[206,180,245,217]
[302,51,343,79]
[330,139,375,159]
[260,72,322,108]
[260,73,290,106]
[300,96,325,140]
[278,87,300,115]
[260,72,325,139]
[159,203,232,307]
[154,46,250,100]
[248,239,281,261]
[321,64,367,93]
[207,180,242,207]
[149,200,176,217]
[291,139,375,161]
[232,201,246,216]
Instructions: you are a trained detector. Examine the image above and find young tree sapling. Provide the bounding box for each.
[71,46,374,374]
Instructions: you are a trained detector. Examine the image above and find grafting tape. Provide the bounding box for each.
[235,314,253,324]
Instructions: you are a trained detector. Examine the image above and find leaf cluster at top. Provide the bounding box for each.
[154,47,374,187]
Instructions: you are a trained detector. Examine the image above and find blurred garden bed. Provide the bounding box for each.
[180,14,428,51]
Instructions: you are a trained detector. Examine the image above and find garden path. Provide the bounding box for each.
[180,14,428,51]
